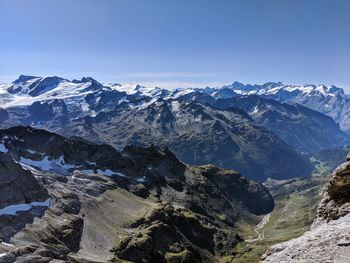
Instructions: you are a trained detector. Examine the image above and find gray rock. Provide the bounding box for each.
[0,153,48,209]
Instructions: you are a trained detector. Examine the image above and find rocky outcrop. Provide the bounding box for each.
[262,151,350,262]
[313,151,350,225]
[0,152,48,208]
[113,204,218,262]
[262,213,350,263]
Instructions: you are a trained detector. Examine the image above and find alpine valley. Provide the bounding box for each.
[0,75,350,262]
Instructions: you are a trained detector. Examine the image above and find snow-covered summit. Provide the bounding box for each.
[0,76,110,109]
[209,82,345,99]
[8,75,68,96]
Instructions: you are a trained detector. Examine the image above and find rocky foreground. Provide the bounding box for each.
[0,126,274,262]
[262,152,350,262]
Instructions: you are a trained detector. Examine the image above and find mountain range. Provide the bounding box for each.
[1,75,350,262]
[1,75,334,181]
[201,81,350,135]
[0,126,273,262]
[0,75,349,181]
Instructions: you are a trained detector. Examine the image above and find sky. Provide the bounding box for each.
[0,0,350,90]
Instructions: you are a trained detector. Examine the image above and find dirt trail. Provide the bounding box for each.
[246,213,271,242]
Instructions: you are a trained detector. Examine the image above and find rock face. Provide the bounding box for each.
[262,151,350,262]
[0,152,48,209]
[262,213,350,263]
[0,126,274,262]
[313,152,350,225]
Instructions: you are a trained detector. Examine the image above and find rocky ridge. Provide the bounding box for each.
[0,152,48,209]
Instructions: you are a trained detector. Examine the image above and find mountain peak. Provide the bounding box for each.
[72,76,99,84]
[231,81,245,88]
[13,75,39,84]
[262,81,284,87]
[72,77,105,91]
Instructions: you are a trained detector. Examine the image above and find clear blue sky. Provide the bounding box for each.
[1,0,349,89]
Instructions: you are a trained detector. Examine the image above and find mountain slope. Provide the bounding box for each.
[0,126,274,262]
[211,95,350,153]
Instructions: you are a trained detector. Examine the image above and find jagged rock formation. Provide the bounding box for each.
[313,151,350,225]
[0,127,274,262]
[0,152,48,209]
[262,151,350,262]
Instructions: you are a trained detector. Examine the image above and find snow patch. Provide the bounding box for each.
[0,198,50,216]
[1,242,14,247]
[19,155,76,175]
[250,106,259,114]
[136,176,146,183]
[0,143,8,153]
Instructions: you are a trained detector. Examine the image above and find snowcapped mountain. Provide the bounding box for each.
[0,75,145,119]
[208,81,345,99]
[201,82,350,134]
[1,75,105,109]
[107,83,171,98]
[152,81,350,135]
